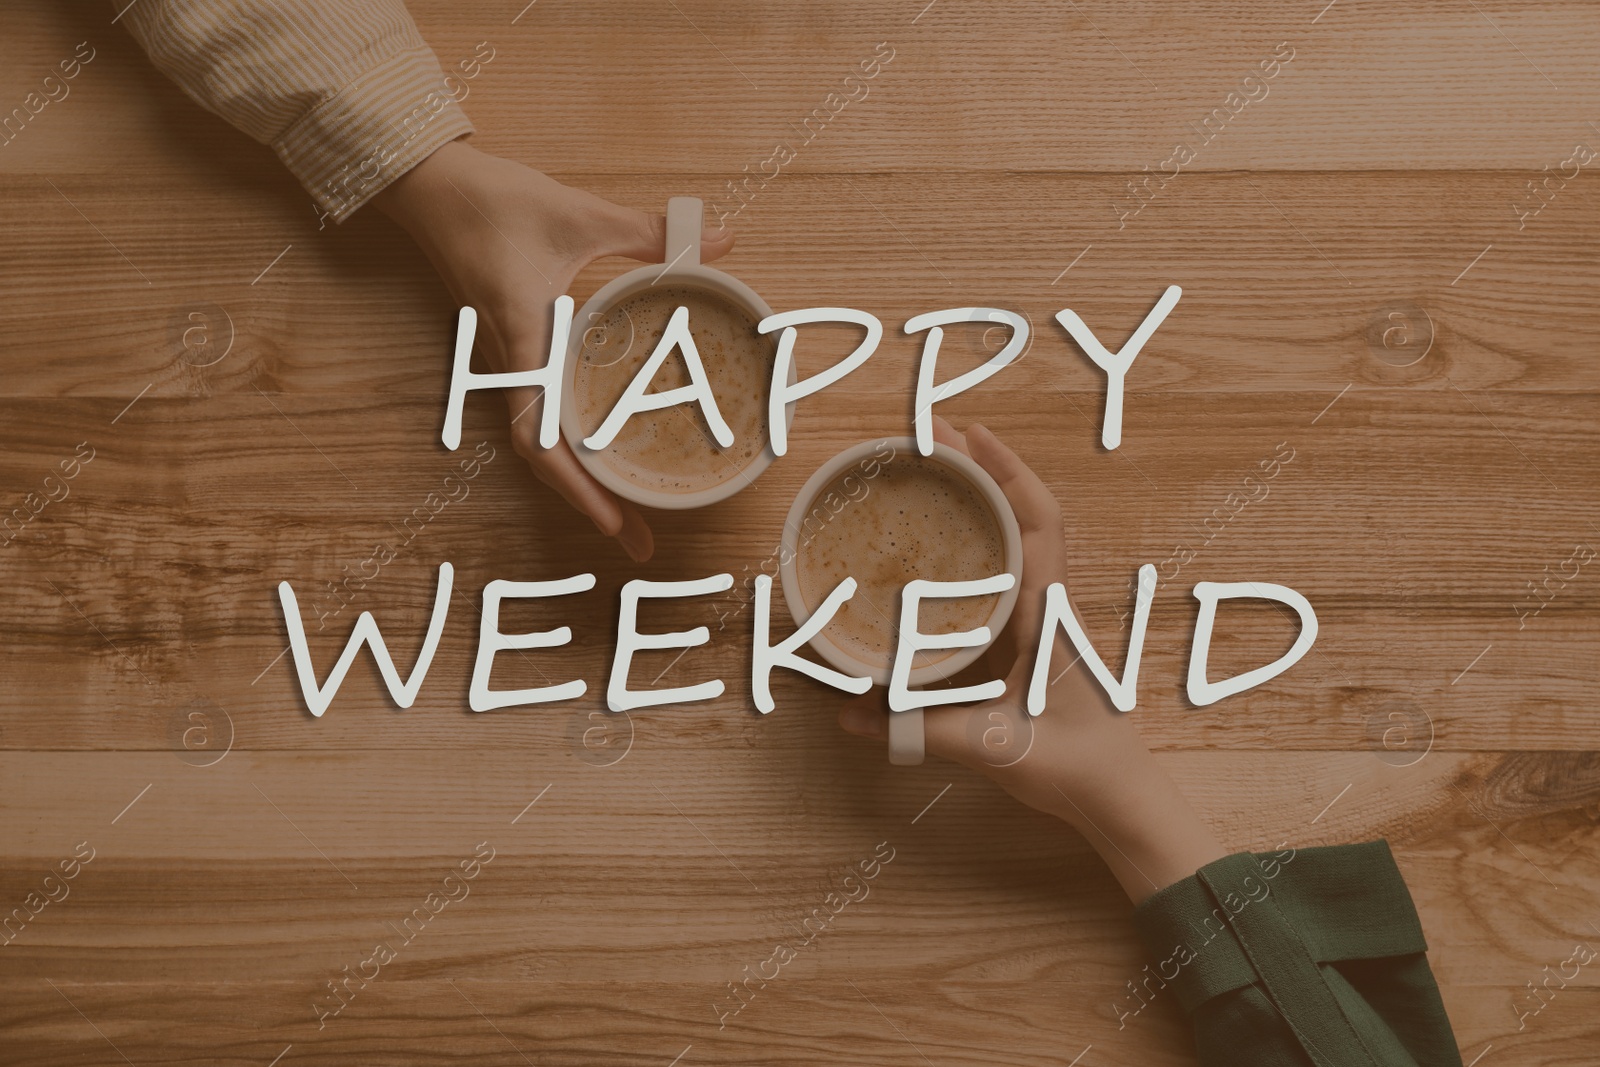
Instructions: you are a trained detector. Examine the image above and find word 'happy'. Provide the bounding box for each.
[442,286,1187,455]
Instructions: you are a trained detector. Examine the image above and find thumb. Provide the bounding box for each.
[602,206,737,265]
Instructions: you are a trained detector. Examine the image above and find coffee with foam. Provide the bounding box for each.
[573,285,775,495]
[795,452,1006,668]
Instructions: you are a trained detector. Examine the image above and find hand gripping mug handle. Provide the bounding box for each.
[665,196,703,269]
[889,709,925,766]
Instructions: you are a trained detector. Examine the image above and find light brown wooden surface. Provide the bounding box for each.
[3,1,1599,1064]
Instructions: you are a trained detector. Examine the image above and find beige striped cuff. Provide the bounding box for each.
[276,43,474,224]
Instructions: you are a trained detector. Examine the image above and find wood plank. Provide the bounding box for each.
[2,390,1594,750]
[3,751,1598,983]
[1,171,1597,397]
[0,979,1593,1067]
[6,3,1598,176]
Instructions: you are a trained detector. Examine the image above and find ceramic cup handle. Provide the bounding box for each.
[889,709,925,766]
[665,196,703,269]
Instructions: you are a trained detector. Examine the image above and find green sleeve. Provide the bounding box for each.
[1130,840,1462,1067]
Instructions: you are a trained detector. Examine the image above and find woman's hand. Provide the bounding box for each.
[372,139,736,562]
[839,418,1226,901]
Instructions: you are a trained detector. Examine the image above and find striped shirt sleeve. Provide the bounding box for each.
[115,0,474,223]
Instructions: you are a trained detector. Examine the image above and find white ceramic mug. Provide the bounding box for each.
[777,437,1025,765]
[560,197,793,509]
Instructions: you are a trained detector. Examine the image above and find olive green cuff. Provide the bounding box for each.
[1133,841,1427,1013]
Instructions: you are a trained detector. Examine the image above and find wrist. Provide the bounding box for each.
[1052,740,1228,903]
[1028,675,1188,832]
[371,137,477,229]
[1047,730,1158,829]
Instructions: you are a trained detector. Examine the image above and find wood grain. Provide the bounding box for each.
[2,1,1598,1065]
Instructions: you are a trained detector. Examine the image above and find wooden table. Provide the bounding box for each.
[3,2,1598,1063]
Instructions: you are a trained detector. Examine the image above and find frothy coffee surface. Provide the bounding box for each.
[574,285,774,494]
[796,452,1005,667]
